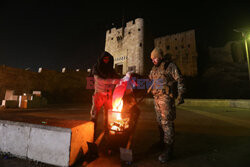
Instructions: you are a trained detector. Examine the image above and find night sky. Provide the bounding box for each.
[1,1,250,71]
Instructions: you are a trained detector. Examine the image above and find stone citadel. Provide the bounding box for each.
[105,18,198,76]
[154,30,198,76]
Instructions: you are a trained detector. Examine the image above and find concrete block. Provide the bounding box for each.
[3,123,30,157]
[0,122,4,152]
[4,90,14,100]
[0,119,94,167]
[28,127,71,166]
[69,122,94,165]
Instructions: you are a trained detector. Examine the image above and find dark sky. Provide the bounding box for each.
[1,1,250,71]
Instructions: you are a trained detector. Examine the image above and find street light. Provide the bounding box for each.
[234,28,250,81]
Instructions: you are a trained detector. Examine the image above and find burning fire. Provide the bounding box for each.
[109,75,131,134]
[112,98,123,112]
[110,99,129,134]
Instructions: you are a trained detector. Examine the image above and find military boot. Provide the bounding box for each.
[157,126,165,149]
[158,143,173,163]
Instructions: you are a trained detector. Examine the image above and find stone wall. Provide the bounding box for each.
[0,65,91,104]
[105,18,144,75]
[154,29,198,77]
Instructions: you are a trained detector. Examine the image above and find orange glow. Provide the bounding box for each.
[110,117,129,134]
[112,98,123,121]
[111,125,121,131]
[112,98,123,112]
[110,78,130,134]
[110,99,130,133]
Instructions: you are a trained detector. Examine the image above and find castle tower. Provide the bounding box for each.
[105,18,144,75]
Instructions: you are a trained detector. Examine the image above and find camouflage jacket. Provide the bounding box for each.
[149,61,185,97]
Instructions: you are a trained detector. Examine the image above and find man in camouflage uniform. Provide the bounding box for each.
[149,47,185,163]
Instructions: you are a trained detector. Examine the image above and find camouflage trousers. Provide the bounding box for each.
[154,95,176,145]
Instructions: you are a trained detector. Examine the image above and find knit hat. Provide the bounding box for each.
[150,47,163,59]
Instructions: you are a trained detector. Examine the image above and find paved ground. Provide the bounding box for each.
[0,102,250,167]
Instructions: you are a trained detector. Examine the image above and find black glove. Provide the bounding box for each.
[176,94,184,105]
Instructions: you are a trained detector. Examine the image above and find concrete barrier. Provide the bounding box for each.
[142,98,250,109]
[0,119,94,167]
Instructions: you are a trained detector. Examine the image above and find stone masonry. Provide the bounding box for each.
[105,18,144,75]
[154,29,198,76]
[105,18,198,77]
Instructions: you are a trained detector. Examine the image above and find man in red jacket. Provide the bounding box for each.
[89,51,120,137]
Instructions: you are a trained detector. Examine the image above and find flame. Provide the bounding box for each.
[108,74,136,134]
[112,99,123,122]
[110,99,128,133]
[111,125,121,131]
[110,125,120,135]
[110,118,130,134]
[110,80,131,134]
[112,98,123,112]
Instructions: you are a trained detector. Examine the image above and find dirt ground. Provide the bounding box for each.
[0,103,250,167]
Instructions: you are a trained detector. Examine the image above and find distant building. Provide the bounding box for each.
[154,29,198,76]
[2,90,37,108]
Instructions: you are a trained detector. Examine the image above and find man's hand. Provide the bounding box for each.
[125,71,133,79]
[122,71,133,82]
[112,78,120,84]
[176,94,184,105]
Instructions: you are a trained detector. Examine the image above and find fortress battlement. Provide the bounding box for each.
[106,18,144,35]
